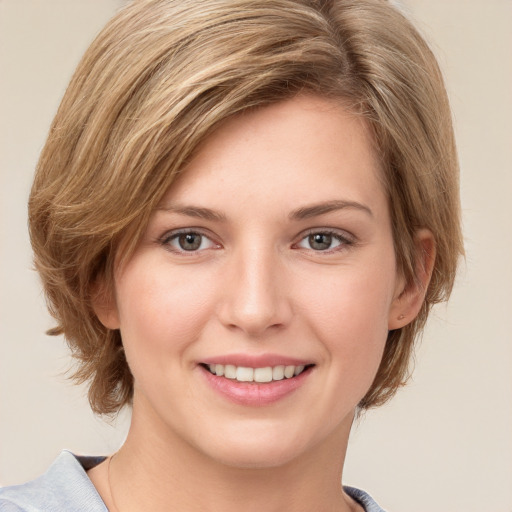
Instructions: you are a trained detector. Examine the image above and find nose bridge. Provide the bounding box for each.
[218,239,291,336]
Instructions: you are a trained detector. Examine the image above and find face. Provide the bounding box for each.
[99,95,410,469]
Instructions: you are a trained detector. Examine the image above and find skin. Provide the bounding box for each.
[90,94,434,512]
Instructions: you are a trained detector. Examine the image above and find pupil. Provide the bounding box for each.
[179,233,201,251]
[309,233,331,250]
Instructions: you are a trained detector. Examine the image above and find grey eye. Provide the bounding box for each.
[162,230,218,254]
[308,233,334,251]
[177,233,203,251]
[296,231,346,252]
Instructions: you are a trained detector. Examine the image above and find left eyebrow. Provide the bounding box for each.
[289,199,373,220]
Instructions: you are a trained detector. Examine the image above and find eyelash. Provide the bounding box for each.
[158,227,355,255]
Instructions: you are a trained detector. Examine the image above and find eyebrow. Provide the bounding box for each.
[289,199,373,220]
[157,199,373,222]
[156,204,227,222]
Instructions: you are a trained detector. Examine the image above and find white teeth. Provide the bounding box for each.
[236,367,254,382]
[254,367,273,383]
[205,363,308,382]
[284,365,295,379]
[224,365,236,379]
[272,365,285,380]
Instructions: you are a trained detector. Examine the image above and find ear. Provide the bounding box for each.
[91,276,120,330]
[388,229,436,330]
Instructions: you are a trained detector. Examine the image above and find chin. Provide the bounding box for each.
[191,419,327,470]
[206,440,306,470]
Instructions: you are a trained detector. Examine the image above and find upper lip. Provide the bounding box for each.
[200,353,313,368]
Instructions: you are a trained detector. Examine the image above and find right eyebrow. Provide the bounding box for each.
[155,204,227,222]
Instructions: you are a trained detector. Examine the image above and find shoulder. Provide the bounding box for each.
[0,451,108,512]
[344,486,388,512]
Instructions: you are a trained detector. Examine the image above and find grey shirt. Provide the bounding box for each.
[0,451,386,511]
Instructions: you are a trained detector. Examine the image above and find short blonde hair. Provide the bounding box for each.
[29,0,463,414]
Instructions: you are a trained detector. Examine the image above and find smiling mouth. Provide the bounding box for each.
[201,363,313,383]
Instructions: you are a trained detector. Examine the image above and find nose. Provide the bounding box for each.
[216,246,293,337]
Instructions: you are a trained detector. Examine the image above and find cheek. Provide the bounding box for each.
[298,259,396,368]
[114,262,216,368]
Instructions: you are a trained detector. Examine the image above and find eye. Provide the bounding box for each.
[295,231,352,252]
[161,230,218,253]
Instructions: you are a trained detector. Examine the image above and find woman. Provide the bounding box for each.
[0,0,463,511]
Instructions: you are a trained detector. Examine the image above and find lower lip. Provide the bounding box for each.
[199,366,312,406]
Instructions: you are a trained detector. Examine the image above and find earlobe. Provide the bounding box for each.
[388,229,436,330]
[91,277,120,330]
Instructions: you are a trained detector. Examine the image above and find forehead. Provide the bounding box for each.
[159,94,386,219]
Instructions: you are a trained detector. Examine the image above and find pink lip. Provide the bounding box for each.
[199,364,313,407]
[201,353,311,368]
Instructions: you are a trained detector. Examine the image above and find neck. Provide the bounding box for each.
[101,397,360,512]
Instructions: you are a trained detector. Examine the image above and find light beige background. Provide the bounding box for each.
[1,1,511,511]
